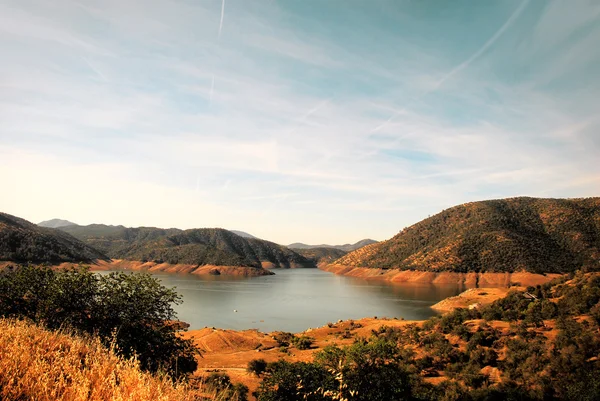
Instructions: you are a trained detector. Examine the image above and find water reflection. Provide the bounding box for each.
[98,268,463,332]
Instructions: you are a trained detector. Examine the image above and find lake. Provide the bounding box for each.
[101,268,463,332]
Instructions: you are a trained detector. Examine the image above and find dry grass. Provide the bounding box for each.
[0,319,223,401]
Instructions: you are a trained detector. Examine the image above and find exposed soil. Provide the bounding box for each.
[0,260,274,277]
[320,264,561,287]
[183,317,418,397]
[431,287,520,312]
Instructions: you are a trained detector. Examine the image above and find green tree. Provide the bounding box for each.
[0,265,197,378]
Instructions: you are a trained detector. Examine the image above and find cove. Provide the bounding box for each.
[101,268,463,332]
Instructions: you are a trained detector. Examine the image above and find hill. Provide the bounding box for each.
[38,218,78,228]
[0,213,108,263]
[59,224,313,269]
[288,239,377,252]
[294,247,347,266]
[334,197,600,274]
[229,230,258,239]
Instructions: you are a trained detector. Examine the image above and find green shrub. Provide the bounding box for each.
[247,358,268,377]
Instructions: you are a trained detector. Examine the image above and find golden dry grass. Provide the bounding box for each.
[0,319,219,401]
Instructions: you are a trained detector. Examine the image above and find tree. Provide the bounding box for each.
[0,265,197,378]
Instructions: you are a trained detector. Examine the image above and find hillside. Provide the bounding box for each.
[229,230,258,239]
[294,247,347,266]
[0,213,108,263]
[59,224,313,269]
[288,239,377,252]
[38,218,77,228]
[334,197,600,274]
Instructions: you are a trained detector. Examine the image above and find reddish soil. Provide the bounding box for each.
[0,260,274,277]
[183,317,419,397]
[321,264,561,287]
[431,287,521,312]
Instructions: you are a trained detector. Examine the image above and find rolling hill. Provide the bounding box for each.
[288,239,377,252]
[0,213,108,263]
[59,225,313,269]
[37,218,78,228]
[294,247,347,266]
[334,197,600,274]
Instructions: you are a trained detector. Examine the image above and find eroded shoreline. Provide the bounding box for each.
[320,264,561,287]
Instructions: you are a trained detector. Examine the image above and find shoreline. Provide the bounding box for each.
[0,259,275,277]
[91,259,276,277]
[320,264,562,287]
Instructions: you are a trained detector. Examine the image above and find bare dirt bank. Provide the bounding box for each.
[320,264,562,287]
[92,260,275,277]
[0,260,274,277]
[431,287,519,313]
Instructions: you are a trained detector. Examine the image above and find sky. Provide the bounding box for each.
[1,0,599,245]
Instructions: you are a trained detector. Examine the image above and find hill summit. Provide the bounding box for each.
[334,197,600,274]
[38,218,77,228]
[0,213,107,263]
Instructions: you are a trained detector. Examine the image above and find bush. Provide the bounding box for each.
[292,335,314,350]
[272,332,293,347]
[204,372,248,401]
[247,359,268,376]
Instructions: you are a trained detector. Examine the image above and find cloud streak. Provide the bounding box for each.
[0,0,598,244]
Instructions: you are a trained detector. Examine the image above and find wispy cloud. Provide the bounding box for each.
[0,0,599,244]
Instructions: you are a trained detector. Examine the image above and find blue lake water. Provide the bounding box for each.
[100,268,463,332]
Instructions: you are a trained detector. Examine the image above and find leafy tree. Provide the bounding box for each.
[0,265,197,378]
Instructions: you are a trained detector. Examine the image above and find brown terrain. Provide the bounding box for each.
[430,287,520,313]
[183,317,419,396]
[182,284,518,397]
[0,260,274,277]
[320,264,561,287]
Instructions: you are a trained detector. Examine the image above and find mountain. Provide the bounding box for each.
[0,213,108,263]
[294,247,347,266]
[229,230,258,239]
[334,197,600,274]
[38,218,78,228]
[288,239,377,252]
[59,224,313,269]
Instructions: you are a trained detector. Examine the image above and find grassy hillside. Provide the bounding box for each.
[60,225,313,268]
[335,197,600,274]
[0,319,250,401]
[0,213,108,263]
[0,319,198,401]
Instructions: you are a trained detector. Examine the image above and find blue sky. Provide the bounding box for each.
[1,0,599,244]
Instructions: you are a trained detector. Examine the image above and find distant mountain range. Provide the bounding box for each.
[336,197,600,274]
[58,224,312,269]
[293,247,348,266]
[0,213,108,263]
[38,218,77,228]
[1,214,313,269]
[288,239,378,252]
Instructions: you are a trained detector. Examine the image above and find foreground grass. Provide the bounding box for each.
[0,319,202,401]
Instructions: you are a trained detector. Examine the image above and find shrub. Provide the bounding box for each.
[247,358,268,377]
[292,335,314,350]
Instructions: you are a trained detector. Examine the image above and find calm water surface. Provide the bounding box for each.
[103,268,463,332]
